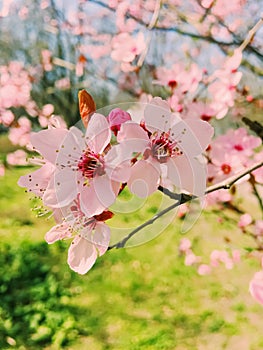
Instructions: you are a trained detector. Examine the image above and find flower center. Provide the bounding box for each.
[221,163,231,175]
[78,151,105,178]
[168,80,177,89]
[234,144,243,151]
[149,133,182,164]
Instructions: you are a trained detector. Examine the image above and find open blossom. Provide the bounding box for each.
[0,109,15,126]
[8,116,31,146]
[238,213,252,229]
[38,103,55,128]
[26,113,130,217]
[155,63,202,94]
[114,97,213,197]
[111,32,146,64]
[45,197,113,274]
[6,150,28,166]
[207,128,261,183]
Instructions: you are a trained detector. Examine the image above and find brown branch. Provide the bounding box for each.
[108,161,263,250]
[242,117,263,140]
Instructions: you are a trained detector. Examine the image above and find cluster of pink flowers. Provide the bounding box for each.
[18,93,213,274]
[0,61,32,113]
[179,237,241,275]
[207,127,261,184]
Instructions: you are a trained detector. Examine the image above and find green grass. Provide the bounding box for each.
[1,138,263,349]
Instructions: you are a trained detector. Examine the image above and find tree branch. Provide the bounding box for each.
[108,161,263,250]
[89,0,263,60]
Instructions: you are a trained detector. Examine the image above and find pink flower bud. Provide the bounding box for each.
[238,213,252,228]
[179,238,191,253]
[107,108,131,135]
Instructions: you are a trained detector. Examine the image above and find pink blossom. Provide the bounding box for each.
[210,249,222,267]
[155,63,202,94]
[177,203,189,218]
[154,63,185,89]
[249,270,263,305]
[207,128,261,183]
[210,0,244,18]
[179,238,192,253]
[18,124,68,198]
[254,221,263,237]
[107,108,131,135]
[8,117,31,146]
[38,103,55,128]
[0,62,32,109]
[55,77,71,90]
[115,97,213,197]
[111,32,146,64]
[205,189,232,206]
[0,0,14,17]
[182,102,215,122]
[210,128,261,162]
[29,114,130,217]
[6,150,28,166]
[198,264,211,275]
[238,213,253,228]
[18,161,55,198]
[185,251,200,266]
[45,198,112,274]
[208,50,243,119]
[0,109,15,126]
[41,50,53,71]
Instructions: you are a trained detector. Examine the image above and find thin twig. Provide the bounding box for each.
[137,0,162,68]
[238,17,263,52]
[206,161,263,194]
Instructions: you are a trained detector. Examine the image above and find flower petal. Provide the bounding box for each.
[43,169,78,208]
[167,155,206,196]
[56,126,85,168]
[67,235,97,274]
[80,176,119,217]
[30,128,69,164]
[18,162,54,197]
[117,121,149,143]
[45,221,73,244]
[171,118,213,157]
[144,97,174,133]
[93,222,111,255]
[104,146,131,182]
[85,113,111,153]
[128,159,160,197]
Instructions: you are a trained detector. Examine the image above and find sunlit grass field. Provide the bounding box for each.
[1,137,263,350]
